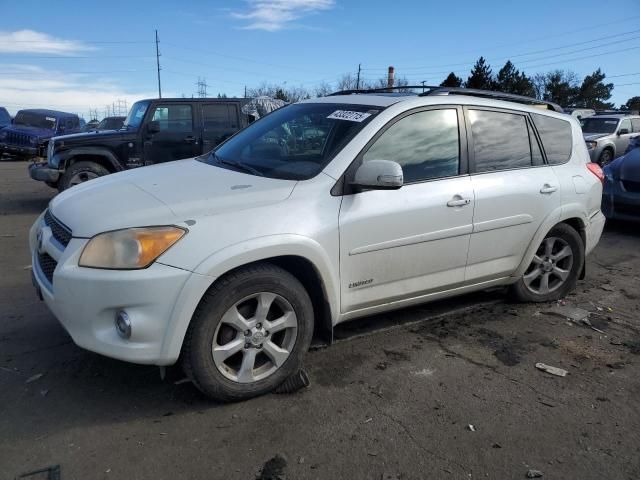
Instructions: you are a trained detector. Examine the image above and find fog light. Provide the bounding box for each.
[115,310,131,339]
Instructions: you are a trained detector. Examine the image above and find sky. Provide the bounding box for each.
[1,0,639,119]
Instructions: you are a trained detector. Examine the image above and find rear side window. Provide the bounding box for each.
[363,109,460,183]
[203,104,232,131]
[632,119,640,133]
[469,110,531,172]
[531,113,572,165]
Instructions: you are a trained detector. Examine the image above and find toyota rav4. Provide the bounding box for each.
[29,87,606,401]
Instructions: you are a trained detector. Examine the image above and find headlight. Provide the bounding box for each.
[586,141,597,150]
[79,226,186,269]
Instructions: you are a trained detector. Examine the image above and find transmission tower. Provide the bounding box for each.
[196,77,209,98]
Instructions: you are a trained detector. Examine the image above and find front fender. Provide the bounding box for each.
[51,147,123,171]
[512,204,587,278]
[158,234,340,364]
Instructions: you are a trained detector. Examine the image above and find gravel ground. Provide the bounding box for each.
[1,160,639,480]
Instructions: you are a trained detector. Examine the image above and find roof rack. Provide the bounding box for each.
[328,86,563,113]
[421,87,564,113]
[328,85,442,96]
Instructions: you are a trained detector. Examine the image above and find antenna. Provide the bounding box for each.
[155,30,162,98]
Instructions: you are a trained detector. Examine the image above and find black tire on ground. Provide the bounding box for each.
[510,223,584,303]
[182,263,314,402]
[598,148,614,167]
[59,160,109,191]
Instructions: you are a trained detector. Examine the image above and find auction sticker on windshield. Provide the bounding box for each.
[327,110,372,122]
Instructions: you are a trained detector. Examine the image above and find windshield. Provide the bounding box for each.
[581,118,619,134]
[14,112,56,130]
[201,103,381,180]
[123,101,150,129]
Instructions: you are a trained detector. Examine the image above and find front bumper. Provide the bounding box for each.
[29,162,60,183]
[29,214,202,365]
[1,143,38,157]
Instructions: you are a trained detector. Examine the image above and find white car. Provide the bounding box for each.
[30,88,606,401]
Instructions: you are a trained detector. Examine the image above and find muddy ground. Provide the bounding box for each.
[1,160,639,479]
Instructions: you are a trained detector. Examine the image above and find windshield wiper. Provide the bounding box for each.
[213,153,264,177]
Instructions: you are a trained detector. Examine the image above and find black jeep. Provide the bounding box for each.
[29,98,250,191]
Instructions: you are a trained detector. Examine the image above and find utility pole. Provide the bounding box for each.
[356,63,361,90]
[244,85,247,98]
[155,29,162,98]
[421,80,427,93]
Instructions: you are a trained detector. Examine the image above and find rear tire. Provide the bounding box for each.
[182,263,314,402]
[511,224,584,303]
[59,161,109,191]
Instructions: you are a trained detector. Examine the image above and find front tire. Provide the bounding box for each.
[598,149,613,167]
[511,224,584,303]
[59,161,109,191]
[182,263,314,402]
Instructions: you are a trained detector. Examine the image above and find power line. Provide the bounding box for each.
[0,70,139,75]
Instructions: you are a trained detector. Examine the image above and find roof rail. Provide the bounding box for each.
[328,85,442,96]
[421,87,564,113]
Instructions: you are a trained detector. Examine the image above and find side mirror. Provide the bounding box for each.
[352,160,403,191]
[147,120,161,134]
[618,128,630,136]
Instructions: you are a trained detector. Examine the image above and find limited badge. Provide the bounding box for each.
[327,110,372,122]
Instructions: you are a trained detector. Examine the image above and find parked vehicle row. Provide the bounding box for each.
[29,98,250,191]
[602,136,640,222]
[582,113,640,166]
[0,109,82,160]
[29,87,605,401]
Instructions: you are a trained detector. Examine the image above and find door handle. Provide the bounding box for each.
[447,196,472,207]
[540,184,557,194]
[184,136,196,144]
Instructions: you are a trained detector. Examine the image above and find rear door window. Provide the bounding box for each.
[468,110,532,172]
[531,113,572,165]
[632,119,640,133]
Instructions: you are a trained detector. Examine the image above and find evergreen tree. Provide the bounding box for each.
[440,72,463,87]
[465,57,494,90]
[577,69,614,109]
[543,70,580,106]
[494,61,535,96]
[621,96,640,111]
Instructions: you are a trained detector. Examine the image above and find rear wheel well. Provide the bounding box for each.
[205,256,333,345]
[65,154,117,173]
[559,218,587,279]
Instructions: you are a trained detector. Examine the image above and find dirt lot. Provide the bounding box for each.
[1,160,639,480]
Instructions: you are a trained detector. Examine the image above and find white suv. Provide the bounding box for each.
[29,88,606,401]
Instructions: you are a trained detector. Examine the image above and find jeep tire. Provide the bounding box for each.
[182,263,314,402]
[59,160,109,191]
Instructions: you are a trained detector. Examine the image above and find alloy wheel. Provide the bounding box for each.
[69,171,99,186]
[523,237,574,295]
[212,292,298,383]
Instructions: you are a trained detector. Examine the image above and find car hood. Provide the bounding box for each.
[583,133,610,141]
[3,125,55,138]
[49,159,297,237]
[52,129,131,144]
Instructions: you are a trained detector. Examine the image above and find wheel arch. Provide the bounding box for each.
[58,148,123,173]
[159,237,339,365]
[513,206,588,279]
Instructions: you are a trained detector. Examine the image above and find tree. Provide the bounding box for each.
[440,72,463,87]
[337,73,358,91]
[576,69,614,109]
[314,81,333,97]
[541,70,580,106]
[465,57,494,90]
[621,96,640,111]
[494,61,535,96]
[216,93,228,98]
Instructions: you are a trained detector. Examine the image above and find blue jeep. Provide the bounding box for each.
[0,109,81,159]
[0,107,11,130]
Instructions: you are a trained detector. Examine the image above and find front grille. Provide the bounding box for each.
[6,131,31,146]
[38,252,57,284]
[44,210,72,247]
[622,179,640,193]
